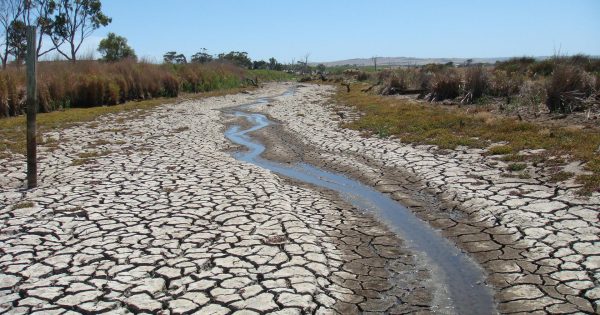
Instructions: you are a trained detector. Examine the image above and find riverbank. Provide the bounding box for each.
[256,83,600,314]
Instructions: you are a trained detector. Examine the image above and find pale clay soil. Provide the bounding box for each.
[0,82,598,314]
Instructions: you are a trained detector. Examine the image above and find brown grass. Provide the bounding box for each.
[463,66,489,103]
[427,69,461,101]
[546,65,596,113]
[0,60,261,118]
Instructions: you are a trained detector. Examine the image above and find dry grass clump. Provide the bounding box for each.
[462,66,489,103]
[356,71,371,81]
[489,70,523,97]
[379,73,407,95]
[545,65,597,113]
[486,145,513,155]
[12,201,34,209]
[376,68,431,95]
[353,55,600,114]
[426,69,461,101]
[0,72,25,117]
[517,80,546,114]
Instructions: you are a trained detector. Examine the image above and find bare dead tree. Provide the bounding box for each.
[303,52,310,74]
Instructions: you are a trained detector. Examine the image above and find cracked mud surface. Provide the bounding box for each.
[252,83,600,314]
[1,82,598,314]
[1,84,436,314]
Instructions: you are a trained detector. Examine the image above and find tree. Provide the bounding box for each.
[0,0,24,68]
[1,0,65,66]
[301,52,310,74]
[98,32,136,61]
[268,57,283,70]
[7,19,26,64]
[51,0,111,61]
[252,60,267,70]
[191,48,212,63]
[163,51,186,64]
[22,0,59,57]
[217,51,251,69]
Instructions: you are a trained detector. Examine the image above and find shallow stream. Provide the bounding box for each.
[223,90,496,314]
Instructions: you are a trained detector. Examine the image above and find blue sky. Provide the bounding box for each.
[80,0,600,63]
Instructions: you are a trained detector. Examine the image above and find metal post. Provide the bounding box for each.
[26,26,37,189]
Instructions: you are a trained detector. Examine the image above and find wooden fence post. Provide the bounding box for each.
[26,26,37,189]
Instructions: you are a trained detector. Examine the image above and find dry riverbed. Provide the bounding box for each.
[1,84,431,314]
[255,83,600,314]
[0,82,598,314]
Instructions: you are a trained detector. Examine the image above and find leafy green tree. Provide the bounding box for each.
[163,51,187,64]
[7,19,26,64]
[163,51,176,63]
[252,60,267,70]
[98,32,136,61]
[268,57,276,68]
[52,0,111,61]
[191,48,212,64]
[0,0,24,68]
[268,57,283,70]
[217,51,251,69]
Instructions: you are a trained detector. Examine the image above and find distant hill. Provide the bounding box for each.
[314,56,552,67]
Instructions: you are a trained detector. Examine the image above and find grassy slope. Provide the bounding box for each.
[336,83,600,195]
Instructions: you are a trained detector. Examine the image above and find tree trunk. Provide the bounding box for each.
[71,43,76,61]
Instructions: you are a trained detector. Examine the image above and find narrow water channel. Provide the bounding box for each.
[223,92,496,315]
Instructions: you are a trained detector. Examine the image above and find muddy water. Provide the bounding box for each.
[223,93,496,315]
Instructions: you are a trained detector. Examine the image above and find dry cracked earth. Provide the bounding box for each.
[0,82,599,314]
